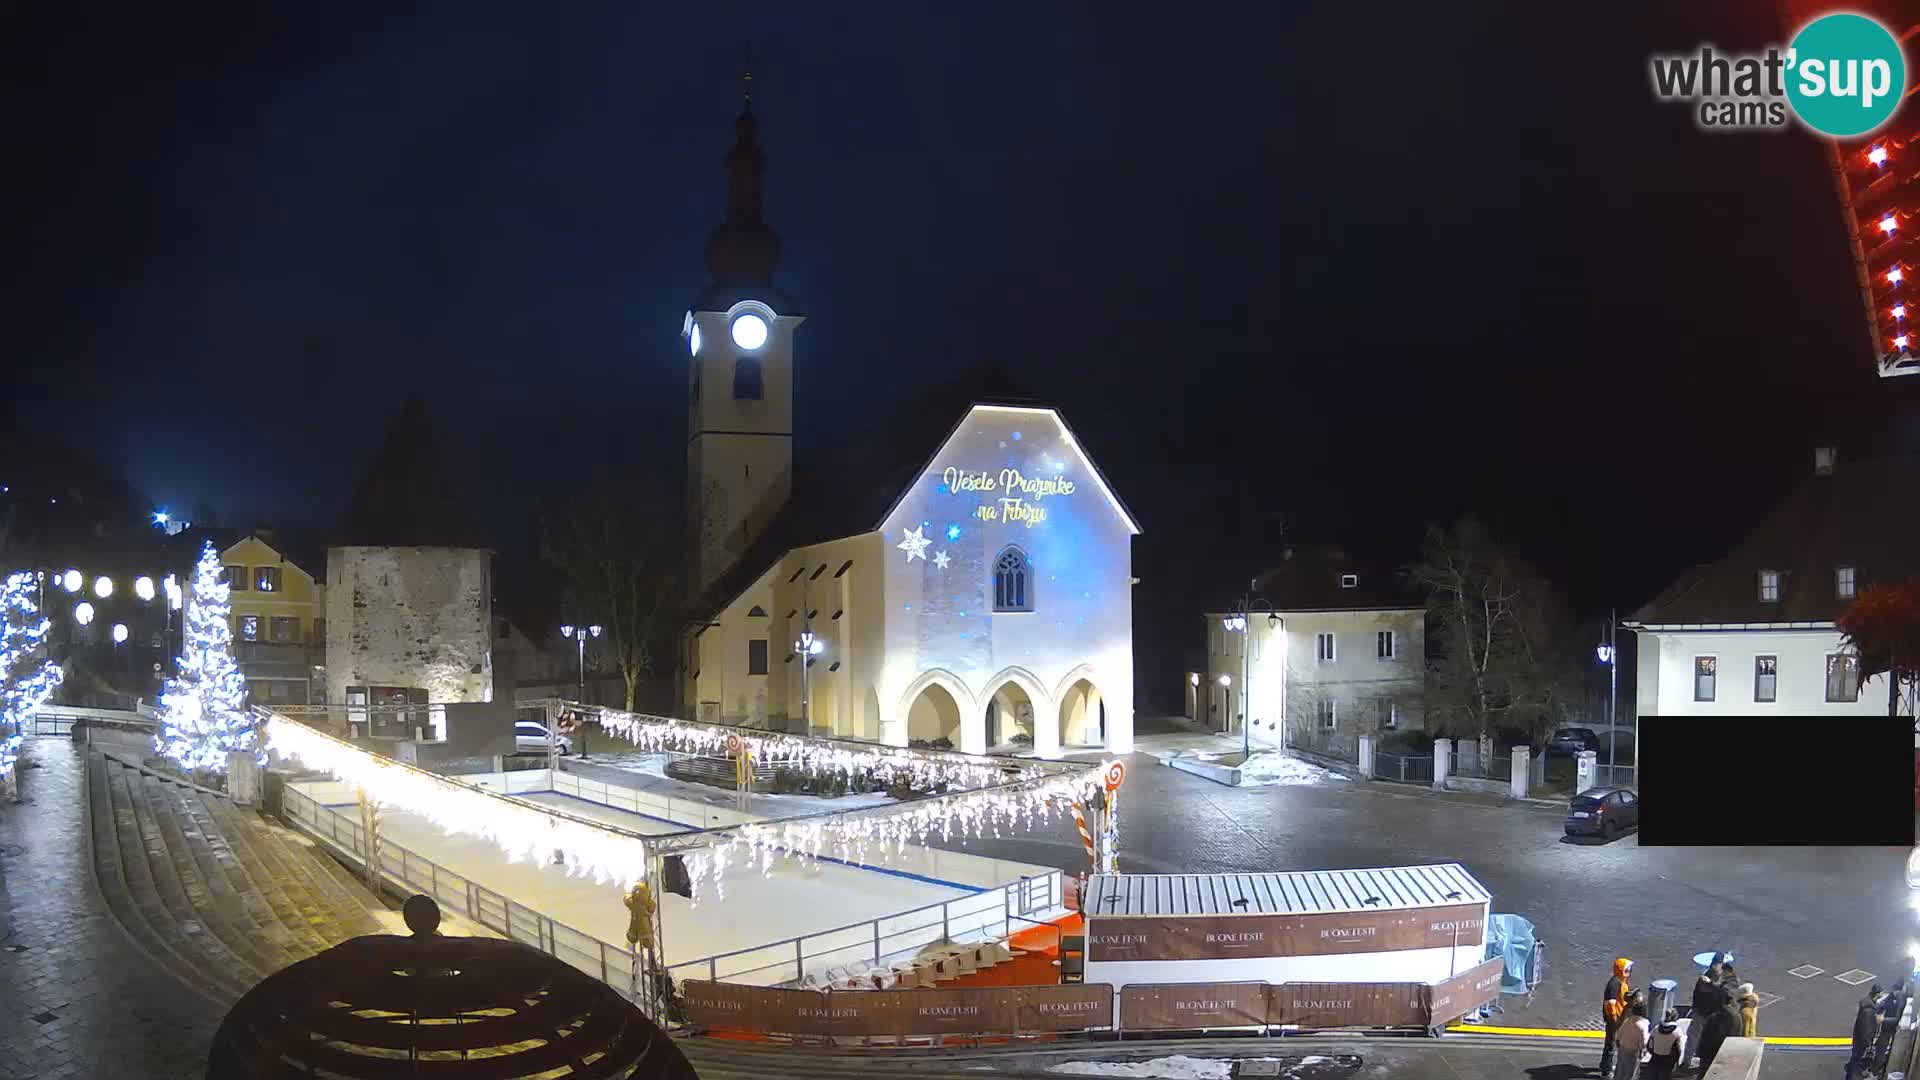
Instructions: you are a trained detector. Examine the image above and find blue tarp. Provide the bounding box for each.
[1485,913,1538,995]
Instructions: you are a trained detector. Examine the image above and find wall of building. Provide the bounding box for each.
[1204,608,1426,746]
[1635,627,1895,716]
[324,546,493,705]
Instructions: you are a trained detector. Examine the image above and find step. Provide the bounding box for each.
[173,787,332,958]
[201,794,384,944]
[98,760,251,1002]
[85,756,215,999]
[135,773,297,980]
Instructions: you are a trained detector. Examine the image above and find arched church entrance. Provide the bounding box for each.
[905,683,963,748]
[983,681,1037,751]
[1058,678,1106,749]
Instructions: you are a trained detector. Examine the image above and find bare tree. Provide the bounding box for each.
[542,481,682,712]
[1411,519,1577,743]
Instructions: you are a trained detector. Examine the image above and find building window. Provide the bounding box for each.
[1754,655,1777,703]
[1693,656,1716,702]
[313,618,326,643]
[733,358,764,400]
[1318,698,1337,730]
[1376,630,1395,660]
[225,565,247,591]
[690,363,701,405]
[993,546,1033,612]
[1379,699,1399,729]
[270,617,298,644]
[1837,565,1857,599]
[1340,574,1358,588]
[1316,632,1336,662]
[1826,654,1860,702]
[1758,570,1780,603]
[747,639,769,676]
[254,566,281,592]
[239,615,261,643]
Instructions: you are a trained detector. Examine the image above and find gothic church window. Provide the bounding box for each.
[993,546,1033,612]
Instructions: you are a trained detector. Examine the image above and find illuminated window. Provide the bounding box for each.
[1837,565,1857,599]
[1376,630,1395,660]
[993,546,1033,612]
[1693,656,1716,702]
[270,617,298,644]
[1754,656,1776,703]
[1340,574,1358,588]
[747,639,769,676]
[1316,632,1335,662]
[239,615,261,643]
[254,566,281,592]
[733,357,763,400]
[1757,570,1780,603]
[1379,700,1399,729]
[225,565,247,591]
[1825,654,1860,703]
[1318,698,1337,730]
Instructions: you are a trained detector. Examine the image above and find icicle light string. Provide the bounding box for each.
[0,571,64,776]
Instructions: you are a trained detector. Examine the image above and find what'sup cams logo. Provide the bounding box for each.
[1650,12,1907,136]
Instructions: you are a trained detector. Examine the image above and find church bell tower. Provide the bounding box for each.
[685,52,802,600]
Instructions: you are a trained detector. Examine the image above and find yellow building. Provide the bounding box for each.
[215,532,326,705]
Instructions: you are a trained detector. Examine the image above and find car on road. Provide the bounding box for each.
[1545,727,1602,757]
[515,720,572,755]
[1565,786,1639,840]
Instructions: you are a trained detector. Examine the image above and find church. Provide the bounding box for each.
[678,77,1138,757]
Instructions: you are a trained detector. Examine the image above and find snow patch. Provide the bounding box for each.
[1231,751,1347,787]
[1048,1058,1234,1079]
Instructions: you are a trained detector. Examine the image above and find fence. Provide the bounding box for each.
[1289,729,1359,763]
[1373,751,1434,785]
[1593,763,1636,790]
[1448,744,1513,782]
[25,704,158,737]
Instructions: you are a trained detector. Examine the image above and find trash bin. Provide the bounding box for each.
[1646,979,1677,1025]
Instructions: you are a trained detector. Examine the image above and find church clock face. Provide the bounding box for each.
[689,323,703,356]
[730,312,769,351]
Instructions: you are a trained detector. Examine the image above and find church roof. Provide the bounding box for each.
[691,368,1134,622]
[1220,549,1422,614]
[1630,452,1920,626]
[336,397,484,549]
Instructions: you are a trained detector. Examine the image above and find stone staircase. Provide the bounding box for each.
[86,752,387,1003]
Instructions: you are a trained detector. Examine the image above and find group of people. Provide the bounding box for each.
[1599,954,1760,1079]
[1847,978,1909,1080]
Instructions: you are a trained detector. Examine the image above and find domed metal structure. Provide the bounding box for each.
[206,896,697,1079]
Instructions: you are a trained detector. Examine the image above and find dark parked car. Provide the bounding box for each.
[1565,786,1639,840]
[1545,727,1602,757]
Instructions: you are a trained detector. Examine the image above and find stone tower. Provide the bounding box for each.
[685,54,803,599]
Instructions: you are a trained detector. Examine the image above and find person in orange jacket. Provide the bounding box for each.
[1600,957,1634,1076]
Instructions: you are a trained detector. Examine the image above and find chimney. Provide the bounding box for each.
[1814,447,1837,476]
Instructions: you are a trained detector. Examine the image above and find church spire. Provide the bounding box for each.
[705,45,782,288]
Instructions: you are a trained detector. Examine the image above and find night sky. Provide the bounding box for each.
[8,4,1920,693]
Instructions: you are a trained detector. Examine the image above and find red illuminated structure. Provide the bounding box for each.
[1783,1,1920,377]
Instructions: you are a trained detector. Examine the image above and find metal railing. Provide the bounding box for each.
[1373,751,1434,785]
[1448,745,1513,781]
[280,783,655,1004]
[25,705,158,737]
[1592,763,1637,790]
[663,870,1060,987]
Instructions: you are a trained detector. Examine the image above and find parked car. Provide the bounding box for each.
[1565,786,1639,840]
[1545,727,1602,757]
[515,720,572,755]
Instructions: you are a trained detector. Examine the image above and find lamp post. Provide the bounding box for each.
[560,623,602,757]
[1224,583,1280,758]
[1596,610,1618,782]
[795,629,825,730]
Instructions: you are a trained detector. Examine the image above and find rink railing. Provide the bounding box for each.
[664,870,1061,987]
[280,784,654,1006]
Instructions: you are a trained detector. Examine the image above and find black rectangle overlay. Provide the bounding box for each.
[1637,716,1915,847]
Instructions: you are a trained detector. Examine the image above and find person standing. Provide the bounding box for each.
[1735,982,1759,1038]
[1687,955,1724,1069]
[1847,989,1881,1080]
[1613,999,1650,1080]
[1874,979,1907,1073]
[1600,957,1634,1077]
[1645,1008,1687,1080]
[1695,983,1738,1076]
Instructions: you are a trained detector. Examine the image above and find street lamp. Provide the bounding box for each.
[61,570,81,593]
[134,576,155,602]
[1596,609,1620,783]
[75,601,95,626]
[795,629,826,729]
[1224,582,1281,758]
[93,576,113,599]
[560,623,602,757]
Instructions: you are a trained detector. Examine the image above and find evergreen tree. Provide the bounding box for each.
[0,571,64,777]
[156,542,254,771]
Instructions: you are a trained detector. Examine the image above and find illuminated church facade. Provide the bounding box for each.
[678,77,1138,757]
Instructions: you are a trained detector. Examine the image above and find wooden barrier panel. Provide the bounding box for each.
[1425,957,1506,1027]
[1087,903,1486,962]
[683,980,1116,1037]
[1011,985,1115,1032]
[1119,982,1269,1030]
[1272,981,1429,1029]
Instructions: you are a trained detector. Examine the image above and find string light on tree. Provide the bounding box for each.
[155,541,255,772]
[0,571,65,778]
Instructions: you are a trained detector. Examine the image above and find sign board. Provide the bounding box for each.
[681,981,1113,1037]
[1118,982,1269,1030]
[1087,903,1486,963]
[1425,957,1506,1026]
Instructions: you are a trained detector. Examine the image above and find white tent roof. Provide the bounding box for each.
[1086,864,1490,918]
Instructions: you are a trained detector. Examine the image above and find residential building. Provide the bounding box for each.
[678,91,1139,755]
[212,531,326,706]
[1197,549,1426,753]
[1627,449,1919,718]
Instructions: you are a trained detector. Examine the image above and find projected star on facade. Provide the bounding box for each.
[897,525,932,563]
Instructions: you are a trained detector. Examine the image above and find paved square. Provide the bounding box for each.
[1754,991,1782,1009]
[1835,970,1877,986]
[1788,965,1825,979]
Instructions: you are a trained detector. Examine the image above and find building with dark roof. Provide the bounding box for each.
[1625,448,1918,716]
[677,78,1141,755]
[1194,549,1426,754]
[210,530,328,706]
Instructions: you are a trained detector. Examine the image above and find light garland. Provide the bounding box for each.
[155,542,254,772]
[0,571,65,777]
[265,713,655,889]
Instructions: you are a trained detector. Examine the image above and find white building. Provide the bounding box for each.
[1194,550,1426,750]
[678,88,1140,757]
[1627,449,1918,719]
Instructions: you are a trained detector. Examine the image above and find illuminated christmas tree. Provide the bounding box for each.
[0,571,64,779]
[156,541,254,771]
